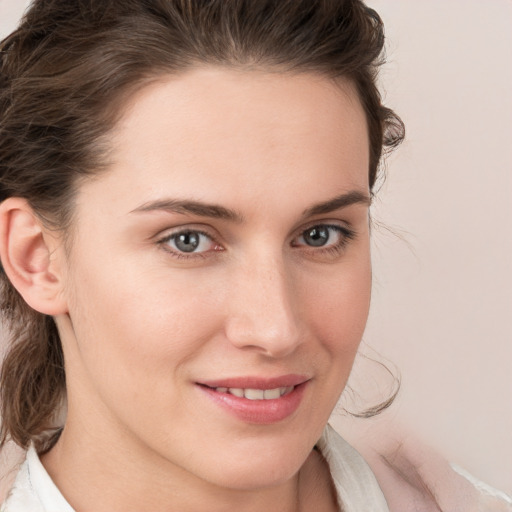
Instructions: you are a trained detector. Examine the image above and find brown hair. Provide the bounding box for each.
[0,0,404,452]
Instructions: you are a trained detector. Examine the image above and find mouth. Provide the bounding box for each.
[196,375,309,424]
[200,384,295,400]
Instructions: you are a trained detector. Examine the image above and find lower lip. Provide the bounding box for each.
[197,383,307,424]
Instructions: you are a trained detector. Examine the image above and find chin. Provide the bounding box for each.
[209,458,302,491]
[190,436,314,491]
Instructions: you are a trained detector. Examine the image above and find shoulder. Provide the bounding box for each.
[1,451,43,512]
[318,424,390,512]
[339,421,512,512]
[1,446,74,512]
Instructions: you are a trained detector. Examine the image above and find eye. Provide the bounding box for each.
[300,226,332,247]
[159,229,220,256]
[293,224,355,250]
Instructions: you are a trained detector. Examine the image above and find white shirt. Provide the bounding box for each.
[1,424,389,512]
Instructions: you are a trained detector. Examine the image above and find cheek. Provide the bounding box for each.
[290,251,371,427]
[302,253,372,357]
[64,255,224,396]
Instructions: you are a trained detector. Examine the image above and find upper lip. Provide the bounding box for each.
[198,374,310,390]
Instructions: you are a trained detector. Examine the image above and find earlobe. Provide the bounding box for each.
[0,198,68,315]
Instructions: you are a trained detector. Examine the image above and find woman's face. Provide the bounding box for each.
[56,67,371,489]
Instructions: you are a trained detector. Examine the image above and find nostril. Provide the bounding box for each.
[224,317,302,358]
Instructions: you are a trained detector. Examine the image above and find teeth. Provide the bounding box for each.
[280,386,294,396]
[263,388,281,399]
[213,386,294,400]
[244,389,264,400]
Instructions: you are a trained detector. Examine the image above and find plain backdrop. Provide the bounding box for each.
[1,0,511,495]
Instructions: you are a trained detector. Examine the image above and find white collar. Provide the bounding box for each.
[2,425,388,512]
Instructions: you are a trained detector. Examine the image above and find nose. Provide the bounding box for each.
[224,255,303,358]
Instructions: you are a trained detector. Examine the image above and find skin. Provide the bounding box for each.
[22,67,372,511]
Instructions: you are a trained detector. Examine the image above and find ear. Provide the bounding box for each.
[0,197,68,315]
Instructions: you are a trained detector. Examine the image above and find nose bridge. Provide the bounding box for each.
[225,250,302,357]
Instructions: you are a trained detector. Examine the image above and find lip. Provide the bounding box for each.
[199,374,308,390]
[196,374,310,425]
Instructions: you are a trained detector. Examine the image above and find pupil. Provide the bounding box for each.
[304,227,329,247]
[175,232,200,252]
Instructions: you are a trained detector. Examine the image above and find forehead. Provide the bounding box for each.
[80,67,369,217]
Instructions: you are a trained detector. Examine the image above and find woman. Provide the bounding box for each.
[0,1,507,511]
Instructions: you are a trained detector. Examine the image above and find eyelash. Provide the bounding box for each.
[292,224,356,256]
[157,229,220,260]
[157,224,356,260]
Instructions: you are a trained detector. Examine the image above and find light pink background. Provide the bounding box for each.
[1,0,511,494]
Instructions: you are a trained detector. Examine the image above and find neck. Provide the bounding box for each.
[40,332,338,512]
[40,422,320,512]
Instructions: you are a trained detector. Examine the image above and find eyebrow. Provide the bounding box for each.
[131,190,370,222]
[131,199,244,222]
[302,190,371,216]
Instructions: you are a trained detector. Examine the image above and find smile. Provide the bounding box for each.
[209,386,295,400]
[196,375,309,424]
